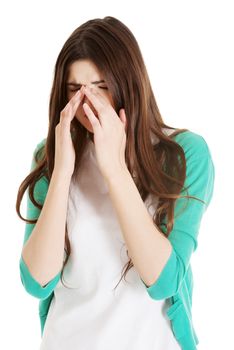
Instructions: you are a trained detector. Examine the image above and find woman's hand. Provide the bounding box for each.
[53,88,85,178]
[81,85,128,181]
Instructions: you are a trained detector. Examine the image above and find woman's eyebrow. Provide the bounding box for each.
[66,80,106,86]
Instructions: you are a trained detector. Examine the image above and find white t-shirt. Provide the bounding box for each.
[39,128,181,350]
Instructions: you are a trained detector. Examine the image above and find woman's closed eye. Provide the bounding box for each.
[69,87,108,92]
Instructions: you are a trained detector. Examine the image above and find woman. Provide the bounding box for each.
[16,16,215,350]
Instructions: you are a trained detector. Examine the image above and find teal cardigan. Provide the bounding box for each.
[19,130,215,350]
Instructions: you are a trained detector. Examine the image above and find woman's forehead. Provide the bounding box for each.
[67,59,104,84]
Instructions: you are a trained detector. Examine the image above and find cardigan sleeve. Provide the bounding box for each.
[141,132,215,300]
[19,139,62,300]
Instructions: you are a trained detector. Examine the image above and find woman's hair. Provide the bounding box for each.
[16,16,205,291]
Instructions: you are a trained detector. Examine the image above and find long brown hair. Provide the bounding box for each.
[16,16,205,291]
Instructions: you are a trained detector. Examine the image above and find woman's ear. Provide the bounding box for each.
[119,108,127,132]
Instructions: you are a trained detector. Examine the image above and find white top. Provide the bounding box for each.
[39,128,181,350]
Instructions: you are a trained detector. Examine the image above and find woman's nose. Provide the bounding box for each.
[81,86,89,100]
[83,95,92,108]
[81,84,92,91]
[81,87,98,116]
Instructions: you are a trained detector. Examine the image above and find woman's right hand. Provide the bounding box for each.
[53,88,85,179]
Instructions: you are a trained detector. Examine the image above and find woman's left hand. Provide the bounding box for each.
[81,85,128,181]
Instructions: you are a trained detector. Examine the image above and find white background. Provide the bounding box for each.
[1,0,233,349]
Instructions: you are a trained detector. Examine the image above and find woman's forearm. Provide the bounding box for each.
[21,171,71,287]
[106,168,172,287]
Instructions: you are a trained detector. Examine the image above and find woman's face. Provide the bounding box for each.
[66,59,114,133]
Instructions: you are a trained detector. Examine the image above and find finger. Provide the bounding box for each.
[83,102,101,133]
[82,85,106,103]
[69,90,85,111]
[60,90,84,123]
[82,86,104,115]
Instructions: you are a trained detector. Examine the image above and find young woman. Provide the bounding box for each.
[17,16,215,350]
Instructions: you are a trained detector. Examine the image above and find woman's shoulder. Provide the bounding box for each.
[32,137,47,164]
[31,137,49,187]
[34,137,47,153]
[172,129,213,160]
